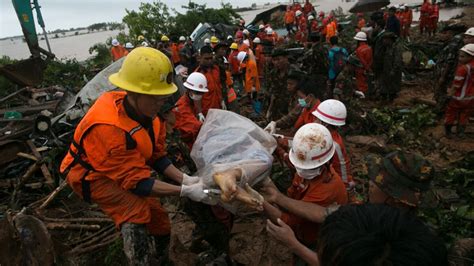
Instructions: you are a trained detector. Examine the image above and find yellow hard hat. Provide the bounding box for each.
[161,35,170,42]
[109,47,177,96]
[210,36,219,44]
[137,35,145,41]
[230,42,238,49]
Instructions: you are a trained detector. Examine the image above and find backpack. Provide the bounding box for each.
[332,48,347,76]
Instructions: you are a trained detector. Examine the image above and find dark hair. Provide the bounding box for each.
[329,36,338,45]
[375,19,386,29]
[309,32,321,42]
[296,78,319,98]
[318,204,448,266]
[200,45,213,55]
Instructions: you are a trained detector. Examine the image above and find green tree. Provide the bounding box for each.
[122,1,173,43]
[171,2,240,38]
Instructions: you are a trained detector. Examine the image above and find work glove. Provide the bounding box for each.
[354,90,365,99]
[264,121,276,134]
[221,100,227,110]
[251,87,256,92]
[197,113,205,123]
[182,174,200,185]
[180,181,208,202]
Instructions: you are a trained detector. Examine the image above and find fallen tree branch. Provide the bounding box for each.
[27,140,54,188]
[70,224,115,247]
[46,223,101,230]
[68,232,120,256]
[42,217,113,223]
[36,179,68,210]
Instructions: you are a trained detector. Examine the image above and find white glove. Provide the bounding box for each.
[180,182,208,202]
[264,121,276,134]
[221,100,227,110]
[182,174,200,185]
[198,113,205,123]
[355,90,365,99]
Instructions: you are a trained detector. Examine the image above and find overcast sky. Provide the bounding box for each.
[0,0,281,38]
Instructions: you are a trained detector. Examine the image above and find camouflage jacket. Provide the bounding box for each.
[298,43,329,76]
[433,34,464,89]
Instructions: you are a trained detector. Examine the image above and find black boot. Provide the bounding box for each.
[153,234,172,266]
[121,223,153,266]
[445,125,453,138]
[457,125,466,138]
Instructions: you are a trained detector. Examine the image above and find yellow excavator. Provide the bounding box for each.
[0,0,55,86]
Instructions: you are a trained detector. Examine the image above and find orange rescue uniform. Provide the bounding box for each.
[293,100,320,130]
[330,129,354,189]
[196,65,224,115]
[281,166,348,246]
[60,91,170,235]
[243,58,260,93]
[110,45,128,61]
[445,61,474,126]
[355,43,373,93]
[172,95,202,149]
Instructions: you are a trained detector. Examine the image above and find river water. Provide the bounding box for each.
[0,0,464,61]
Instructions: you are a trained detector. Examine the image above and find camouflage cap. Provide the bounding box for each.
[288,69,307,80]
[367,151,435,207]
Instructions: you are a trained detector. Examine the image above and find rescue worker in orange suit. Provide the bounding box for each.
[295,10,307,43]
[308,15,319,35]
[285,5,296,35]
[420,0,432,35]
[401,5,413,39]
[178,36,186,51]
[195,46,226,118]
[172,72,208,149]
[238,51,261,113]
[357,13,366,32]
[445,44,474,138]
[110,39,128,62]
[303,0,314,16]
[293,79,321,133]
[257,24,267,40]
[312,99,357,203]
[325,17,337,43]
[170,39,181,65]
[354,31,373,94]
[60,47,209,265]
[430,1,440,35]
[228,43,243,95]
[253,37,265,79]
[260,123,348,263]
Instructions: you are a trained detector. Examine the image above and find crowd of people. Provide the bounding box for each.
[65,1,474,264]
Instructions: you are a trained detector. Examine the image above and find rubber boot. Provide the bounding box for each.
[121,223,154,266]
[445,125,453,138]
[153,234,172,266]
[457,125,466,138]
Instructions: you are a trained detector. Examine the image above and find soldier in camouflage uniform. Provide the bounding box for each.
[366,150,434,209]
[378,32,403,101]
[333,55,361,102]
[432,24,467,114]
[299,32,329,90]
[264,48,300,121]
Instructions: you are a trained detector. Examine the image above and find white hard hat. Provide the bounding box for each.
[460,43,474,56]
[253,37,261,44]
[179,36,186,41]
[308,15,315,20]
[237,51,247,63]
[141,41,148,47]
[259,24,265,30]
[354,31,368,41]
[111,39,119,46]
[464,27,474,37]
[184,72,208,93]
[296,10,303,17]
[289,123,335,169]
[243,39,250,46]
[204,38,210,44]
[312,99,347,126]
[227,35,233,40]
[266,28,274,35]
[125,42,134,49]
[243,29,250,35]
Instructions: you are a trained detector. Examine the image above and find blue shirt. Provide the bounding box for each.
[328,46,349,80]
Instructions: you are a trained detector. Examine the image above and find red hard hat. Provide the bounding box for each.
[319,11,325,17]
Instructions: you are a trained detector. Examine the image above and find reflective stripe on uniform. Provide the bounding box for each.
[334,142,348,183]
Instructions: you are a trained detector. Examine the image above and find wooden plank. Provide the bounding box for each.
[0,87,27,103]
[0,100,59,116]
[26,140,54,188]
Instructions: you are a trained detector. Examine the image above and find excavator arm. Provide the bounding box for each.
[0,0,55,86]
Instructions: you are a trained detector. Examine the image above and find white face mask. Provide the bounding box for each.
[189,92,203,101]
[295,166,322,180]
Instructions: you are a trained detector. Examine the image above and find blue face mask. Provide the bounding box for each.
[298,98,308,108]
